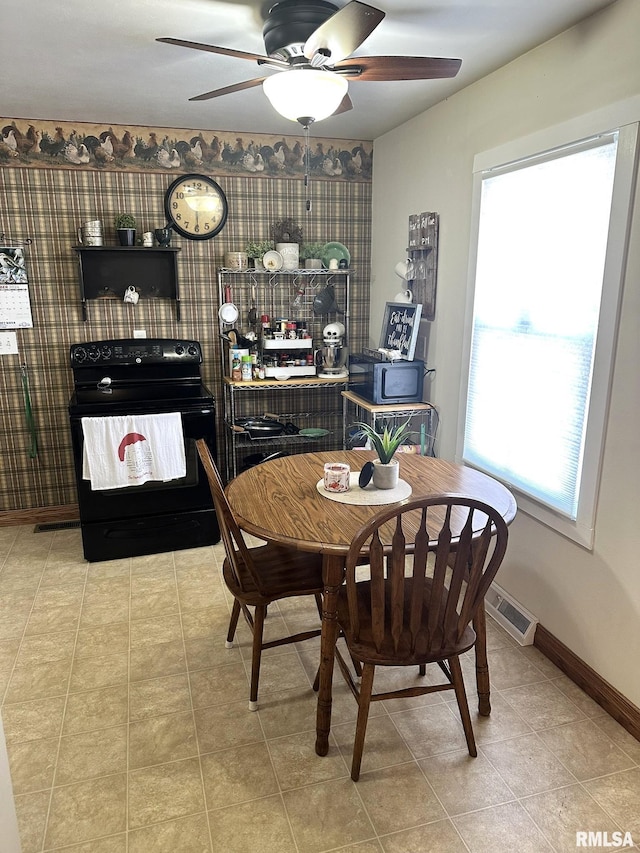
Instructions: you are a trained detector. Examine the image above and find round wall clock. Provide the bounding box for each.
[164,174,228,240]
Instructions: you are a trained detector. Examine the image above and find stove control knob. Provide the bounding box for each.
[175,345,185,356]
[100,345,112,360]
[187,345,198,357]
[88,347,100,361]
[73,347,87,363]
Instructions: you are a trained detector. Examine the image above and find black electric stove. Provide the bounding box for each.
[68,338,220,562]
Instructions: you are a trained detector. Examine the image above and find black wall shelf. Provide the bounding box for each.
[74,246,181,321]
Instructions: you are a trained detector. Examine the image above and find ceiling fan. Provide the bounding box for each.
[158,0,462,125]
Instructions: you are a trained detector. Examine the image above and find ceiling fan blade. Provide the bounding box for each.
[189,77,269,102]
[333,55,462,82]
[304,1,385,66]
[333,92,354,115]
[156,37,288,68]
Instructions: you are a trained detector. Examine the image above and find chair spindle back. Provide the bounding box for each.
[344,496,508,659]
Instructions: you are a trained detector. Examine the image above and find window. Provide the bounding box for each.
[458,121,638,548]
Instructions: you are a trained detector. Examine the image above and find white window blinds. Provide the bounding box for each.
[461,129,630,540]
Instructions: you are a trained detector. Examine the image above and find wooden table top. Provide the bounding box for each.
[225,450,517,556]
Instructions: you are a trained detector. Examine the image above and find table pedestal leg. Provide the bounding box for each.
[315,555,344,756]
[474,604,491,716]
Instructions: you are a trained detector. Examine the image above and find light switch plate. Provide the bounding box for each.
[133,329,146,338]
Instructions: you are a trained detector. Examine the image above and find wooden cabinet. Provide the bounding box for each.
[74,246,181,320]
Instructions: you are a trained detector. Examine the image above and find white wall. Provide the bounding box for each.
[0,712,22,853]
[370,0,640,706]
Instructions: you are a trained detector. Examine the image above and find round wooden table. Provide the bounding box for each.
[225,450,517,756]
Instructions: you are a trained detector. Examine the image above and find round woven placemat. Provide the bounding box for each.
[316,474,412,506]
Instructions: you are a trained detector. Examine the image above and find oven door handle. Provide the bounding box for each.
[105,518,201,538]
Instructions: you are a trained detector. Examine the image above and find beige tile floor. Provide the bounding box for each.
[1,523,639,853]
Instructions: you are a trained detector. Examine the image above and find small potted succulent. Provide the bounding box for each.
[352,418,413,489]
[245,239,274,268]
[300,242,325,269]
[114,213,137,246]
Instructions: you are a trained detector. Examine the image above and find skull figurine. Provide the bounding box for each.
[322,322,345,344]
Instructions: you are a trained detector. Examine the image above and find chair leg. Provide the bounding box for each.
[225,599,241,649]
[351,663,375,781]
[473,604,491,716]
[249,605,267,711]
[418,665,426,676]
[349,650,363,678]
[449,655,477,757]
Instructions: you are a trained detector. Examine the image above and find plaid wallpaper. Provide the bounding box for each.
[0,156,372,513]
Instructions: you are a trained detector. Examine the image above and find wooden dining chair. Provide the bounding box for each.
[334,494,509,780]
[196,439,325,710]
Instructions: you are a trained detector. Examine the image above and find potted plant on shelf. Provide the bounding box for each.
[352,418,413,489]
[300,242,325,270]
[245,239,274,268]
[114,213,137,246]
[271,217,303,270]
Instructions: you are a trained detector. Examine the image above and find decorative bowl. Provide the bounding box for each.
[263,250,284,271]
[322,241,350,268]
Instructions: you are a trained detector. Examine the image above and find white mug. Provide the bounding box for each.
[124,286,139,305]
[394,260,408,279]
[393,289,413,304]
[142,231,154,247]
[328,258,339,271]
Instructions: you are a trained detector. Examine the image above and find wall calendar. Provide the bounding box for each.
[0,247,33,329]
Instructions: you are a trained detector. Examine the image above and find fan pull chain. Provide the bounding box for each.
[304,121,312,213]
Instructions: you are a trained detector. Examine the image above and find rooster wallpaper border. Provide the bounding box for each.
[0,118,373,182]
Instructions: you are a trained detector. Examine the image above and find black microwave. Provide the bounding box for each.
[349,354,425,404]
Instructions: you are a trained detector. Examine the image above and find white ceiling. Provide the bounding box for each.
[5,0,616,141]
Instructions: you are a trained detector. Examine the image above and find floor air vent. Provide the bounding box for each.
[485,582,538,645]
[34,520,81,532]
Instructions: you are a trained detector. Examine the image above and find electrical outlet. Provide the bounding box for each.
[133,329,146,338]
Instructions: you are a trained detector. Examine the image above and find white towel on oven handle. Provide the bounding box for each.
[81,413,186,490]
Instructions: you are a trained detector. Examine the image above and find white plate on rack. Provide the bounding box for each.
[218,302,239,324]
[263,250,284,271]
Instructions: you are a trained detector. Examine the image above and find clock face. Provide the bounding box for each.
[164,174,228,240]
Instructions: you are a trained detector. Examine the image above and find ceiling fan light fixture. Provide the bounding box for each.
[263,69,348,123]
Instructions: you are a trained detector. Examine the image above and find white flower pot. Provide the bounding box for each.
[276,242,299,270]
[372,458,399,489]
